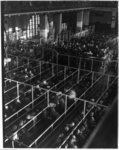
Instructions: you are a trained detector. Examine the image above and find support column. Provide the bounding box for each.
[40,14,49,42]
[76,11,83,32]
[17,81,19,99]
[91,72,94,86]
[52,63,54,76]
[65,95,67,114]
[77,69,80,84]
[16,56,18,68]
[64,66,67,79]
[47,91,49,106]
[107,75,110,89]
[53,13,62,40]
[83,101,86,119]
[32,86,34,108]
[47,13,55,41]
[27,58,29,67]
[83,10,90,29]
[111,10,116,29]
[12,140,15,148]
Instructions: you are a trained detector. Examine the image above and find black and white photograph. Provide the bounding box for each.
[1,0,118,148]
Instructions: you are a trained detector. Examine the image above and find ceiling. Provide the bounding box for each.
[2,1,118,15]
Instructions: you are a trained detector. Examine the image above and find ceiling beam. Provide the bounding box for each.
[4,7,94,17]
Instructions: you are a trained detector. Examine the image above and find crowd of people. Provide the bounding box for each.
[4,30,117,148]
[51,33,117,60]
[4,31,117,60]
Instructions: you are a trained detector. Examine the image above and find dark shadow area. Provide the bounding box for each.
[85,97,118,148]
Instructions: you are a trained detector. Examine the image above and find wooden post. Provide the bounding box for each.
[32,86,34,108]
[91,59,93,72]
[17,82,19,99]
[56,53,59,65]
[35,140,37,147]
[107,75,110,89]
[65,95,67,114]
[52,63,54,76]
[103,61,106,74]
[79,57,82,70]
[47,91,49,106]
[16,56,18,68]
[77,69,80,84]
[68,55,70,67]
[27,58,29,67]
[52,50,54,63]
[56,54,59,75]
[64,66,67,79]
[42,47,44,59]
[92,72,94,86]
[83,101,86,119]
[40,61,42,74]
[12,140,14,148]
[77,58,81,84]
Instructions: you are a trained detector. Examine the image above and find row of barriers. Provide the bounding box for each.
[4,73,117,147]
[4,53,118,77]
[4,54,117,147]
